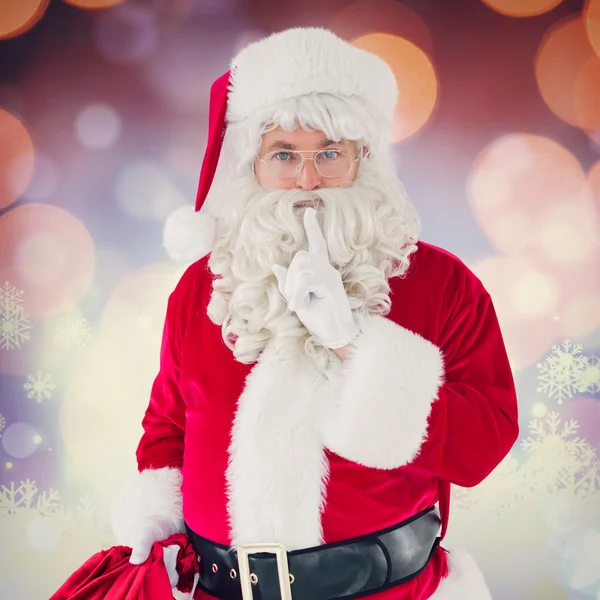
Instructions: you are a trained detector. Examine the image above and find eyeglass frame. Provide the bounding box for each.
[254,147,365,180]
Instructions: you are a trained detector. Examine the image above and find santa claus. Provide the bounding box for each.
[110,27,519,600]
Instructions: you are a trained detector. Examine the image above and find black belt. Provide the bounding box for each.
[185,506,441,600]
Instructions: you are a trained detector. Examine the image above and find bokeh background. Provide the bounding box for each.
[0,0,599,598]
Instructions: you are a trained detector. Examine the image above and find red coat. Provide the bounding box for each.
[129,241,518,599]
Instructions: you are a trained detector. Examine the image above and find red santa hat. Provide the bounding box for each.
[163,27,398,263]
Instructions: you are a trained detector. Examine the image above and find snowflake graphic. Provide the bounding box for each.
[23,370,56,403]
[0,413,6,437]
[578,356,600,395]
[537,341,588,404]
[0,480,114,599]
[0,281,32,350]
[521,412,599,498]
[75,494,102,528]
[54,313,91,350]
[0,479,61,518]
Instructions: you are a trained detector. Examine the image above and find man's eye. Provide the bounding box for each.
[274,151,293,161]
[322,150,341,160]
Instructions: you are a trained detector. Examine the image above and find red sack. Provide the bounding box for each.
[50,533,199,600]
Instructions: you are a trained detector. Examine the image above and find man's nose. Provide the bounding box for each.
[296,159,322,190]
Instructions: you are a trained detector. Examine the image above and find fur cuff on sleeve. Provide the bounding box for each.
[323,315,444,470]
[110,467,184,546]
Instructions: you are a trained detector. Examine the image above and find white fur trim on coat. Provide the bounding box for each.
[320,314,444,470]
[163,204,216,264]
[228,28,398,128]
[226,342,330,551]
[110,466,184,546]
[430,548,492,600]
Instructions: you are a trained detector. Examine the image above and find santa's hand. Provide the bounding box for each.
[273,208,359,349]
[129,516,178,565]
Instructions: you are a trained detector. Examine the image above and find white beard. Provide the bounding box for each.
[207,159,419,371]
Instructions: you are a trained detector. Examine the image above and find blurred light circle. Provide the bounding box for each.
[0,109,35,209]
[60,262,184,496]
[18,233,70,286]
[94,246,134,294]
[470,256,561,370]
[511,270,559,316]
[150,186,187,221]
[20,153,59,200]
[75,104,122,150]
[330,0,435,57]
[481,0,564,17]
[559,396,600,448]
[543,495,576,534]
[115,161,185,221]
[535,16,600,129]
[64,0,126,9]
[26,516,61,552]
[0,520,19,559]
[532,402,548,417]
[0,203,96,318]
[1,422,38,458]
[590,159,600,208]
[177,0,239,18]
[143,28,228,115]
[61,342,146,495]
[588,129,600,151]
[552,244,600,339]
[561,295,600,338]
[92,2,158,65]
[0,0,49,39]
[98,261,185,360]
[352,33,438,142]
[101,262,185,343]
[585,0,600,56]
[164,145,204,179]
[531,200,599,264]
[468,134,593,260]
[573,53,600,130]
[559,528,600,591]
[0,85,24,116]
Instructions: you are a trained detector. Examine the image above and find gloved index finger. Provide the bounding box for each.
[303,208,329,259]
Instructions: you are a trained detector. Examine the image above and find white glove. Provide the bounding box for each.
[129,516,179,565]
[273,208,360,349]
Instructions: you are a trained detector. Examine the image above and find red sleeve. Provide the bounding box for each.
[135,261,202,472]
[412,290,519,487]
[322,265,519,492]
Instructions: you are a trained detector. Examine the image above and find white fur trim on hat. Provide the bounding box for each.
[163,204,216,263]
[228,28,398,128]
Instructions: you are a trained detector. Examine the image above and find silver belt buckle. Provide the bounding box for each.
[237,543,293,600]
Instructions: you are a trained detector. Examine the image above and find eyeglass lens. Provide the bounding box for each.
[265,150,354,179]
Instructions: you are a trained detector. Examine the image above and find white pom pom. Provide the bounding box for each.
[163,205,217,263]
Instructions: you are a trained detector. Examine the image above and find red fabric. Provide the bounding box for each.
[194,71,231,212]
[136,241,519,600]
[50,534,198,600]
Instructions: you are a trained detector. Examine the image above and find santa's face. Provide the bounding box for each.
[253,127,362,193]
[208,125,418,365]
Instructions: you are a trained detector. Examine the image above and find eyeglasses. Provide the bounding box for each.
[256,149,359,179]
